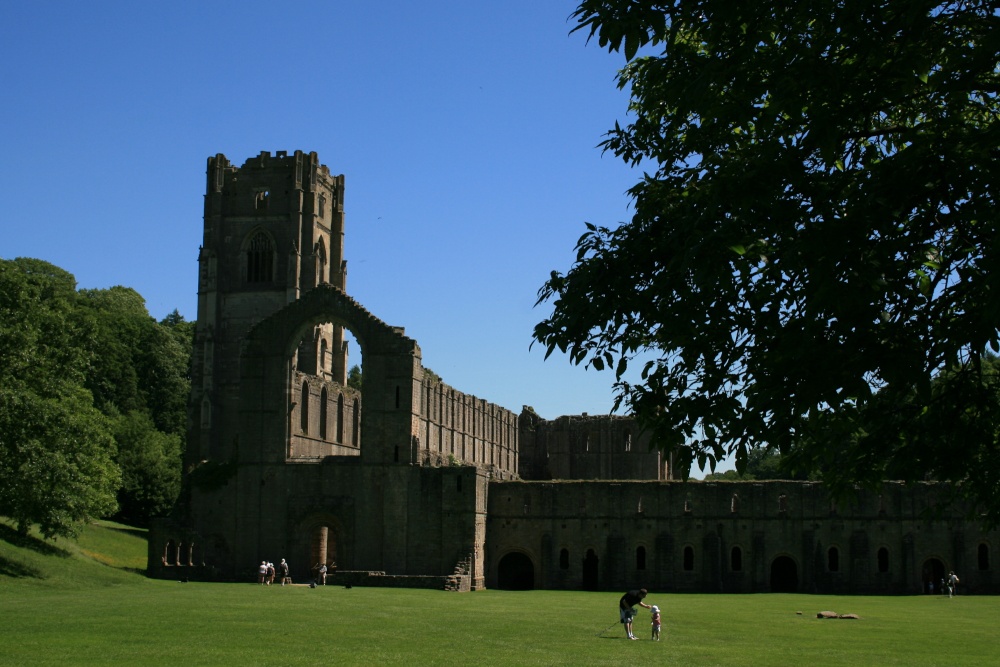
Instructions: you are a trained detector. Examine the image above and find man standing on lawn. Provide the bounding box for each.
[619,588,651,640]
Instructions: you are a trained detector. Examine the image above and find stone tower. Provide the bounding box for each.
[188,150,348,467]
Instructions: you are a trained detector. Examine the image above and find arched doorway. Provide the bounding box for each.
[922,558,946,594]
[497,552,535,590]
[770,555,799,592]
[582,548,599,591]
[307,524,339,581]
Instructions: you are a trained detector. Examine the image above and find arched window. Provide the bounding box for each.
[319,387,328,440]
[978,543,990,570]
[636,546,647,570]
[828,546,840,572]
[731,493,740,513]
[559,549,569,570]
[245,230,274,283]
[316,238,328,285]
[877,547,890,573]
[352,401,360,446]
[337,393,345,443]
[320,339,328,375]
[683,545,695,571]
[731,546,743,572]
[255,189,269,210]
[300,381,310,434]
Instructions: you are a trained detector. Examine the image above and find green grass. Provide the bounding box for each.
[1,521,995,666]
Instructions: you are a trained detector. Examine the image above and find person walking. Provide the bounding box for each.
[948,571,959,597]
[280,559,291,586]
[619,588,652,640]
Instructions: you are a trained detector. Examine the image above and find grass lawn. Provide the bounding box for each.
[1,521,994,666]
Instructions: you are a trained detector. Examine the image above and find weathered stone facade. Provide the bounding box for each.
[149,151,997,595]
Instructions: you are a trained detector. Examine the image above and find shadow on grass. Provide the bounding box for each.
[103,525,148,540]
[0,523,71,558]
[0,554,45,579]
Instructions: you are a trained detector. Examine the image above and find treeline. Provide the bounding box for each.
[0,258,192,538]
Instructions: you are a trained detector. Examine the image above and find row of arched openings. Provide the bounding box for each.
[162,540,197,566]
[300,381,359,445]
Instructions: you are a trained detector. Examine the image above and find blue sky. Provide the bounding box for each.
[1,2,728,475]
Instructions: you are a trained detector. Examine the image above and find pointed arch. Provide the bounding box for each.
[242,228,276,283]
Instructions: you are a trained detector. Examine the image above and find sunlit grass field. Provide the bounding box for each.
[1,520,994,666]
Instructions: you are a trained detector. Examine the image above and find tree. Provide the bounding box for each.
[110,410,182,527]
[0,259,120,537]
[77,289,191,524]
[535,2,1000,520]
[347,364,363,391]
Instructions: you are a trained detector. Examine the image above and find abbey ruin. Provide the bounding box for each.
[148,151,997,594]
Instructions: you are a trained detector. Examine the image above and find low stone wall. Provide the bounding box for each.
[326,570,454,590]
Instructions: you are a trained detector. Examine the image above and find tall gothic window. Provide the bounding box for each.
[300,381,310,434]
[246,231,274,283]
[319,387,328,440]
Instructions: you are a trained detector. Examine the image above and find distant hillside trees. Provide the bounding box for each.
[0,258,191,537]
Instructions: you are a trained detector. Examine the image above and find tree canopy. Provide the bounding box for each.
[0,259,191,536]
[0,259,119,537]
[535,1,1000,520]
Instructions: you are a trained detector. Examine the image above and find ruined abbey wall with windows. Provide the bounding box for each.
[148,151,997,595]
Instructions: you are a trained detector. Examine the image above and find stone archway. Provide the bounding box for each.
[922,557,946,594]
[770,555,799,592]
[497,552,535,590]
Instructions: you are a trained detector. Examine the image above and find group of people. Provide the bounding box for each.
[619,588,661,641]
[256,558,292,586]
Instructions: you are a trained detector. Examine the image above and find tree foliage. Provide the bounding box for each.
[110,410,182,526]
[0,259,119,537]
[0,260,192,535]
[536,2,1000,520]
[77,289,191,526]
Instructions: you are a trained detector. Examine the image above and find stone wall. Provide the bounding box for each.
[519,408,669,481]
[485,479,998,595]
[416,376,518,478]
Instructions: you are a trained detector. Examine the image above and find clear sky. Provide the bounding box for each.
[1,2,729,475]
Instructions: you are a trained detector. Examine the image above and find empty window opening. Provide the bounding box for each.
[255,189,269,210]
[979,543,990,570]
[828,546,840,572]
[877,547,890,573]
[636,546,647,570]
[300,381,310,434]
[559,549,569,570]
[337,394,345,443]
[319,387,328,440]
[683,545,695,571]
[778,494,788,513]
[731,546,743,572]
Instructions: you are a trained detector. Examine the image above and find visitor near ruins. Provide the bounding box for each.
[650,605,661,641]
[948,571,959,597]
[619,588,651,640]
